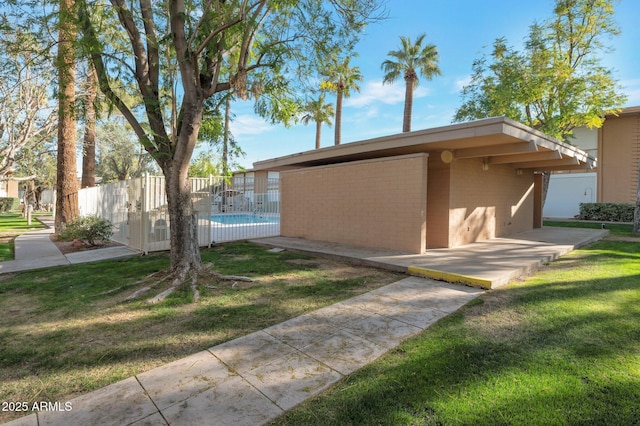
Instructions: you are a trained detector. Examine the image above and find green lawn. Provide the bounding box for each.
[545,219,635,238]
[0,242,403,424]
[272,240,640,425]
[0,212,47,261]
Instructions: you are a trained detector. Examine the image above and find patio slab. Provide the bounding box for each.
[253,226,608,289]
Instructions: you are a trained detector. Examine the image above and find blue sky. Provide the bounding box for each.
[226,0,640,170]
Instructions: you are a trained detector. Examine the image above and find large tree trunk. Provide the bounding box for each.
[165,163,201,273]
[55,0,79,232]
[81,64,97,188]
[403,74,415,133]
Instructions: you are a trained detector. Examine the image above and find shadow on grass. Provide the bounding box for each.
[273,244,640,425]
[0,241,397,415]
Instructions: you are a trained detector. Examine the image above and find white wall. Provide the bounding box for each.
[570,127,598,153]
[544,173,597,219]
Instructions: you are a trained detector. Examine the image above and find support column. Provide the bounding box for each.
[533,173,543,228]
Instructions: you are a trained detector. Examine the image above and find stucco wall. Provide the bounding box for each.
[448,158,535,247]
[280,153,429,253]
[598,113,640,204]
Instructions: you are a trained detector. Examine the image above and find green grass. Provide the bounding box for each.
[0,241,402,424]
[0,240,13,261]
[544,219,635,238]
[0,212,47,261]
[0,212,47,233]
[272,240,640,425]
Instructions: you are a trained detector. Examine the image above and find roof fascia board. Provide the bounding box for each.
[454,141,538,159]
[488,150,562,165]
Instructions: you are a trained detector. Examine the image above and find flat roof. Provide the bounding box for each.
[606,106,640,118]
[253,116,596,172]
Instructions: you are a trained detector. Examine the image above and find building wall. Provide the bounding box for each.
[545,173,596,218]
[280,153,429,253]
[571,127,598,157]
[0,180,19,198]
[448,158,535,247]
[426,154,450,248]
[598,112,640,203]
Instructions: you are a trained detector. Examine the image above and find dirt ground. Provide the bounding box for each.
[49,234,123,254]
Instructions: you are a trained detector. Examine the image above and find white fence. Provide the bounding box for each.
[78,175,280,253]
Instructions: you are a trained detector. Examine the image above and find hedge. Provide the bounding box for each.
[578,203,634,222]
[0,197,19,212]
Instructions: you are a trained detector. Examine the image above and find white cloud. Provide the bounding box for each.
[454,75,471,92]
[229,114,274,136]
[345,80,429,108]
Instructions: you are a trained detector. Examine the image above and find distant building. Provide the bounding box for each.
[598,106,640,204]
[0,179,19,198]
[544,106,640,219]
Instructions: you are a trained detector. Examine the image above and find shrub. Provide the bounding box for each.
[578,203,634,222]
[0,197,19,212]
[58,215,113,246]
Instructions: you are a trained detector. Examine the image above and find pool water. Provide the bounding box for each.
[211,214,280,225]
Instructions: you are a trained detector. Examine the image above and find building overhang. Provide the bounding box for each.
[606,105,640,118]
[253,116,596,172]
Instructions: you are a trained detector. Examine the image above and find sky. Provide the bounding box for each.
[225,0,640,170]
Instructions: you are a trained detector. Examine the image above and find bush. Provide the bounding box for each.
[58,215,113,246]
[578,203,634,222]
[0,197,19,212]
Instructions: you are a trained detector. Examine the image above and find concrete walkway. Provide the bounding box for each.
[2,226,608,425]
[0,217,140,274]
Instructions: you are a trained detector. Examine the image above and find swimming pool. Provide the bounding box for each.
[211,214,280,225]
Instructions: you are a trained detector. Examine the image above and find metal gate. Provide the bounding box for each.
[78,174,280,253]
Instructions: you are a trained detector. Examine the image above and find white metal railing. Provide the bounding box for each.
[77,174,280,253]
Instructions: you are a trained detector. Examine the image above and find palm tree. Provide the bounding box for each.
[322,57,362,145]
[382,33,441,132]
[301,94,335,149]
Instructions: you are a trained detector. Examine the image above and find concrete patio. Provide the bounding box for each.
[255,226,609,289]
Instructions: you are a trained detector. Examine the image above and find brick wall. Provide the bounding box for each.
[281,154,428,253]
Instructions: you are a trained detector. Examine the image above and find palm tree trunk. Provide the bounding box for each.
[55,0,79,232]
[335,88,343,145]
[315,121,322,149]
[403,77,415,133]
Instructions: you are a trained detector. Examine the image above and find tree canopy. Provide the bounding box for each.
[301,94,334,149]
[454,0,626,142]
[75,0,384,285]
[382,33,441,132]
[0,30,57,181]
[321,56,362,145]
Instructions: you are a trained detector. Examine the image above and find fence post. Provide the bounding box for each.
[142,173,149,255]
[208,175,213,247]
